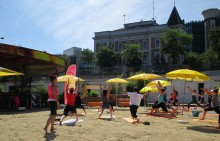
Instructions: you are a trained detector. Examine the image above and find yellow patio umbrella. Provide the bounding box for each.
[127,73,162,80]
[146,80,171,87]
[127,73,162,109]
[140,86,159,93]
[0,67,24,76]
[166,69,209,114]
[106,78,128,107]
[166,69,209,81]
[106,78,128,83]
[57,75,85,82]
[57,75,85,89]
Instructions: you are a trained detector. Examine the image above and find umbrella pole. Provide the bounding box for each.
[182,79,186,115]
[115,84,118,108]
[143,80,147,112]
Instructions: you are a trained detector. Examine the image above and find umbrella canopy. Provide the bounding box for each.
[146,80,171,87]
[166,69,209,81]
[57,75,85,82]
[140,86,158,93]
[0,67,24,76]
[166,69,209,114]
[127,73,162,80]
[0,43,66,75]
[106,78,128,83]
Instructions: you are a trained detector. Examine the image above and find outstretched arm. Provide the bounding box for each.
[203,88,215,96]
[158,81,162,88]
[173,86,176,93]
[120,86,128,95]
[187,86,193,94]
[64,79,69,95]
[107,83,113,97]
[99,83,102,97]
[143,90,150,97]
[157,81,163,95]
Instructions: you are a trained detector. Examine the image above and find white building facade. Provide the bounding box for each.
[93,6,186,69]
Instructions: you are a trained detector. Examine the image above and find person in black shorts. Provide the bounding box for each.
[200,88,220,129]
[74,92,87,115]
[59,79,78,125]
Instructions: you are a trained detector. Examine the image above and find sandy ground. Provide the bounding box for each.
[0,107,219,141]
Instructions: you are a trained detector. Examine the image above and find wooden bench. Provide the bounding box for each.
[87,102,102,107]
[118,98,130,107]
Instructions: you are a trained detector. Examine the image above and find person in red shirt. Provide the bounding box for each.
[59,79,79,125]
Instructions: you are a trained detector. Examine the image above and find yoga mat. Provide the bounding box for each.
[62,119,83,126]
[206,114,219,116]
[148,113,177,119]
[98,115,115,120]
[79,113,90,116]
[192,119,218,123]
[123,118,135,123]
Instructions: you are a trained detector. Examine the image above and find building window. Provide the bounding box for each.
[126,41,130,45]
[111,43,115,51]
[143,54,148,64]
[119,42,123,52]
[143,40,148,49]
[210,20,216,29]
[115,46,119,52]
[100,43,104,47]
[155,39,160,48]
[135,41,139,45]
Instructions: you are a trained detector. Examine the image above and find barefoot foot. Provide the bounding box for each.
[43,128,47,134]
[50,128,57,132]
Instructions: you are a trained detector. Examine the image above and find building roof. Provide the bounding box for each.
[124,20,158,29]
[167,6,184,26]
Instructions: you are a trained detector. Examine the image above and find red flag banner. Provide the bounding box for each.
[66,64,76,76]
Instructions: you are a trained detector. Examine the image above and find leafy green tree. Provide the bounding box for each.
[35,81,47,95]
[208,26,220,63]
[160,29,192,66]
[96,46,117,68]
[121,44,143,71]
[200,48,219,65]
[81,48,95,67]
[184,52,202,69]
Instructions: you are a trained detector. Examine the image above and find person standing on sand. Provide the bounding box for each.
[99,83,113,118]
[43,73,60,133]
[121,87,148,123]
[59,79,79,125]
[200,88,220,129]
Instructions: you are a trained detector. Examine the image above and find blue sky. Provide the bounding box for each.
[0,0,219,55]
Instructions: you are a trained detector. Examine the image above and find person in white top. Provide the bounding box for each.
[122,87,149,123]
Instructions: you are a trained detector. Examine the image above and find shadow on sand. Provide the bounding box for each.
[187,126,220,134]
[44,131,58,141]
